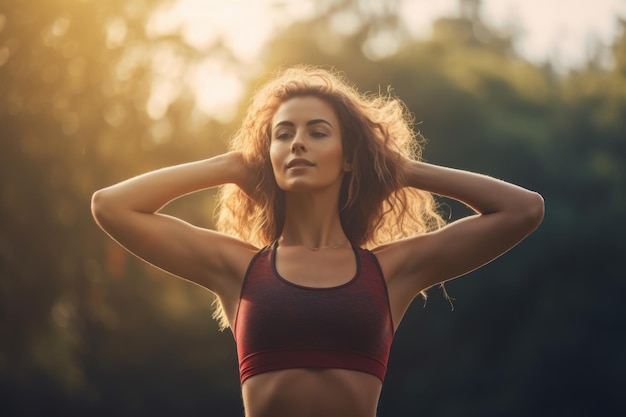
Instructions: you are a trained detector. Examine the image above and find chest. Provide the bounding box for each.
[274,246,356,288]
[234,248,392,351]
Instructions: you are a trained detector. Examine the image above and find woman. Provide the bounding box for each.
[91,66,544,417]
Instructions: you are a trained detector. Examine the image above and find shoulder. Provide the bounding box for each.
[370,237,429,284]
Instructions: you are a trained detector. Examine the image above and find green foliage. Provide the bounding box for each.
[1,0,624,416]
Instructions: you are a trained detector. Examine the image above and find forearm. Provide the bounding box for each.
[404,160,543,216]
[92,152,248,215]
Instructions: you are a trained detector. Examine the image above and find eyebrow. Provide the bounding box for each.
[273,119,333,129]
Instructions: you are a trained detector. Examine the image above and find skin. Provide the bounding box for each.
[91,96,544,417]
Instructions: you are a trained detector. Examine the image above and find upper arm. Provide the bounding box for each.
[379,192,544,298]
[92,192,254,296]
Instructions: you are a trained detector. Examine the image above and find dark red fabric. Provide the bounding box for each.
[233,243,394,384]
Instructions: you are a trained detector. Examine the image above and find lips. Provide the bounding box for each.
[286,158,314,169]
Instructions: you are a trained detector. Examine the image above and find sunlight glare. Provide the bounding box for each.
[146,47,185,120]
[188,58,245,123]
[146,0,318,122]
[400,0,456,39]
[362,28,401,61]
[329,10,362,36]
[148,0,291,62]
[106,17,128,49]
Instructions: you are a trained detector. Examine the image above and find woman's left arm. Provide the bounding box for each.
[382,159,544,294]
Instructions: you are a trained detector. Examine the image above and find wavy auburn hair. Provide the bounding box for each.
[213,66,446,328]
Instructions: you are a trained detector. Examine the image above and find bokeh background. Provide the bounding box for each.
[1,0,625,416]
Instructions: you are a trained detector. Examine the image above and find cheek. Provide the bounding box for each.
[323,143,345,169]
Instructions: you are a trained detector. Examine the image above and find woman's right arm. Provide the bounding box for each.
[91,151,256,295]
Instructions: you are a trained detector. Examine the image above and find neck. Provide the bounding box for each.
[280,191,347,250]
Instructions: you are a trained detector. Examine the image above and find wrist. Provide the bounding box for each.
[400,159,425,188]
[224,151,255,194]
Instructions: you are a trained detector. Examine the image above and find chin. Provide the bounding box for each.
[280,182,312,192]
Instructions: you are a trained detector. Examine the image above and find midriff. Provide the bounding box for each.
[241,368,382,417]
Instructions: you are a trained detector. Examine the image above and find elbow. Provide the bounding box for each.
[91,188,114,226]
[522,191,545,231]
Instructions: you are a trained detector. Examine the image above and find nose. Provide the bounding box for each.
[290,132,306,153]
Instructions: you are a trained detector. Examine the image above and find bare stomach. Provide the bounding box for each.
[241,368,383,417]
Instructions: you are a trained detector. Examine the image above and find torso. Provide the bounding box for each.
[241,368,382,417]
[273,244,357,288]
[219,242,408,417]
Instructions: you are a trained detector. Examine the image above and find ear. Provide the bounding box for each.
[342,159,352,172]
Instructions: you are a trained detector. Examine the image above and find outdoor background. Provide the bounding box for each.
[1,0,625,416]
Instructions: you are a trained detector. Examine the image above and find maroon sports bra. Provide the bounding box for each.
[233,242,394,384]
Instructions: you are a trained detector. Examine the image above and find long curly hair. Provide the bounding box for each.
[213,65,446,328]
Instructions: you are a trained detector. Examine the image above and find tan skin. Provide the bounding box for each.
[92,96,544,417]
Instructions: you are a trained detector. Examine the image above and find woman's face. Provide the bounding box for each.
[270,96,349,193]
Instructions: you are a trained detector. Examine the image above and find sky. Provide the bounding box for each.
[403,0,626,70]
[145,0,626,121]
[150,0,626,68]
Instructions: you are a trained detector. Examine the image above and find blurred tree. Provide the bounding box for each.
[0,0,240,415]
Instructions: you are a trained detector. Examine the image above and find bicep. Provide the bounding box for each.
[388,210,540,295]
[95,209,237,292]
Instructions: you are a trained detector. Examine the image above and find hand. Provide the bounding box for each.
[228,151,258,196]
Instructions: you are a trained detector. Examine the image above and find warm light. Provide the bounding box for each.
[187,58,245,123]
[148,0,279,62]
[146,0,317,122]
[143,0,626,123]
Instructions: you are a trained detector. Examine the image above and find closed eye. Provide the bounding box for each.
[274,131,292,140]
[310,131,328,138]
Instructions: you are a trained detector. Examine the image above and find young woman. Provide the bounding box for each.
[91,66,544,417]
